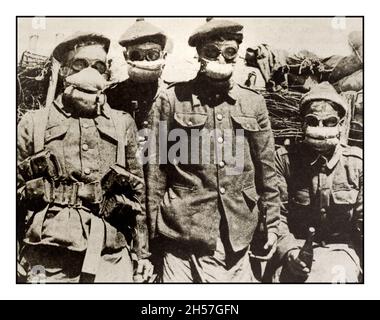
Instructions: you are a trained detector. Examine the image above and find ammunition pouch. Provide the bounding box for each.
[18,150,62,182]
[101,164,144,195]
[99,164,144,227]
[24,177,103,208]
[100,194,142,219]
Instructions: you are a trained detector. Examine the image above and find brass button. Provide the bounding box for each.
[219,161,225,168]
[82,123,89,129]
[216,114,223,121]
[82,144,89,151]
[188,121,193,126]
[321,208,326,214]
[217,137,224,144]
[143,120,149,127]
[220,187,226,194]
[84,168,91,175]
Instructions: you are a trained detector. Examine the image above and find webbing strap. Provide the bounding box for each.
[32,107,50,154]
[109,110,126,166]
[80,215,105,280]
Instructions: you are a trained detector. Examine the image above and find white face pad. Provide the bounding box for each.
[126,59,165,83]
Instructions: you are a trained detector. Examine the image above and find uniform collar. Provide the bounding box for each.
[53,94,111,119]
[191,75,238,106]
[309,144,342,170]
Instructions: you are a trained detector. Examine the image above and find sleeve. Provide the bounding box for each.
[352,161,363,261]
[145,91,171,240]
[17,112,35,241]
[273,147,298,261]
[124,116,150,259]
[248,95,280,235]
[17,112,34,194]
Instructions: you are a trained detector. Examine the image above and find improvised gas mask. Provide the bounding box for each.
[302,101,344,153]
[61,57,108,116]
[198,41,239,80]
[124,45,166,83]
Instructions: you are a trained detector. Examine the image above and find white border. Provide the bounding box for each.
[2,0,378,300]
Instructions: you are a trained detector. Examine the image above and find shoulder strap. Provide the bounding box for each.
[109,110,126,166]
[32,106,51,154]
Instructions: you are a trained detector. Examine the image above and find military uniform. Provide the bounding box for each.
[17,33,149,283]
[106,18,169,132]
[272,143,363,282]
[146,76,280,282]
[268,84,363,283]
[106,78,166,130]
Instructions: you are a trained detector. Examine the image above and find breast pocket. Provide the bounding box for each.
[231,115,262,132]
[45,125,69,144]
[331,187,359,206]
[174,112,208,129]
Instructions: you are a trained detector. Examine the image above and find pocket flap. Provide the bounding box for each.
[331,189,359,205]
[45,125,69,143]
[231,115,261,132]
[174,112,208,128]
[291,189,311,206]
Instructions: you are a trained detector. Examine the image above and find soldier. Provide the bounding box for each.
[270,82,363,283]
[146,19,280,282]
[17,32,152,283]
[106,18,169,132]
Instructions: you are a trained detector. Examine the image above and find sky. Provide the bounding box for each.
[17,17,363,82]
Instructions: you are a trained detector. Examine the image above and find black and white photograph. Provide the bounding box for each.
[15,16,364,285]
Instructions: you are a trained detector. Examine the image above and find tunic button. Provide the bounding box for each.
[217,114,223,121]
[188,121,193,126]
[143,120,149,127]
[220,187,226,194]
[82,144,89,151]
[217,137,224,144]
[82,123,89,129]
[84,168,91,175]
[219,161,225,168]
[170,193,176,199]
[321,208,326,214]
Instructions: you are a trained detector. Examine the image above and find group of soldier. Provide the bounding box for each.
[17,18,363,283]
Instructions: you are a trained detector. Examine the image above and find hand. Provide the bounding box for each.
[286,249,310,277]
[134,259,154,282]
[263,232,278,260]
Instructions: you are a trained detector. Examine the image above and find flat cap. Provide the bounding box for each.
[52,32,110,63]
[188,18,243,47]
[300,82,348,118]
[119,18,167,49]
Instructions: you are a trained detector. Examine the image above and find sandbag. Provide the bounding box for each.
[333,69,363,93]
[329,54,362,84]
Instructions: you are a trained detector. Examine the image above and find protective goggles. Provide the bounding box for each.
[200,43,239,61]
[70,58,107,74]
[304,114,341,127]
[126,48,163,62]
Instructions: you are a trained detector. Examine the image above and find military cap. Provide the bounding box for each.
[53,32,110,63]
[188,18,243,47]
[118,18,167,49]
[300,82,348,118]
